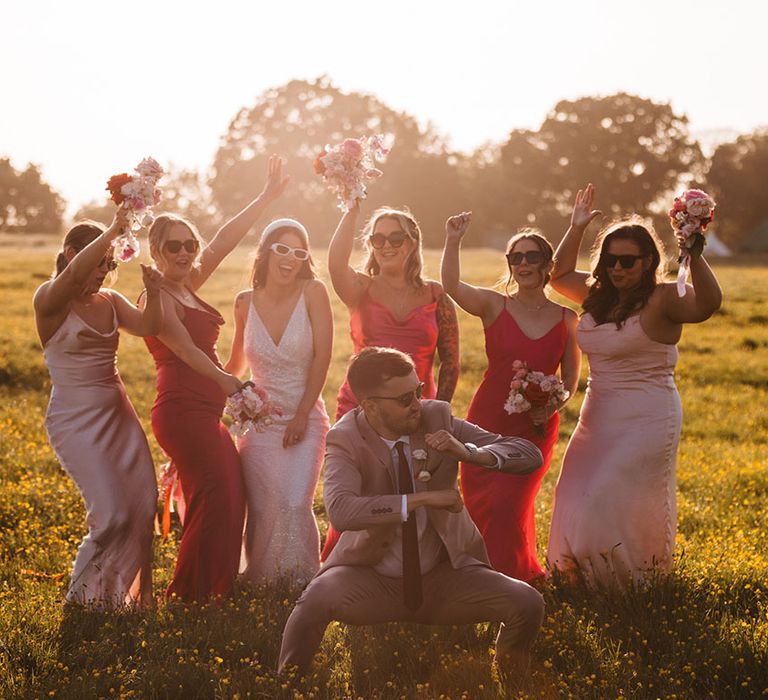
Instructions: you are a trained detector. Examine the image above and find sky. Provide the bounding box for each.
[2,0,765,216]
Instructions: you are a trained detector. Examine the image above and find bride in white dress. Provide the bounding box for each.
[226,218,332,585]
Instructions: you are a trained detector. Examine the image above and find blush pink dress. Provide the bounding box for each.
[547,313,682,589]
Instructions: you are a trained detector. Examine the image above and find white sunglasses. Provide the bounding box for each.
[270,242,310,261]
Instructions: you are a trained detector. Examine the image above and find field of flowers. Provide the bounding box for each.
[0,236,766,698]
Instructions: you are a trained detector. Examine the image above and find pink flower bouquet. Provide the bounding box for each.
[313,135,390,211]
[668,189,716,297]
[504,360,569,436]
[106,157,164,262]
[224,381,283,437]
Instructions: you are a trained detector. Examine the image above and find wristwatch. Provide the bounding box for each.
[464,442,479,462]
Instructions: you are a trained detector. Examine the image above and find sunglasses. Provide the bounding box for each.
[368,382,424,407]
[164,239,200,254]
[270,242,310,261]
[369,231,409,249]
[603,253,645,269]
[98,256,118,271]
[506,251,545,266]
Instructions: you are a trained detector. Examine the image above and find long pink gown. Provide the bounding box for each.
[547,313,682,589]
[43,295,156,607]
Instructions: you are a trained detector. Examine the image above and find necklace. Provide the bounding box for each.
[511,293,549,311]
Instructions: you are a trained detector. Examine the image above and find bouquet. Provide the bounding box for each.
[313,135,390,211]
[668,189,716,297]
[106,157,165,262]
[503,360,569,436]
[156,461,186,541]
[224,381,283,437]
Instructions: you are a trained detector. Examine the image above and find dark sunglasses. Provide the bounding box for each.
[506,251,545,266]
[369,382,424,407]
[164,239,200,254]
[369,231,409,249]
[603,253,645,269]
[270,242,310,261]
[98,256,118,271]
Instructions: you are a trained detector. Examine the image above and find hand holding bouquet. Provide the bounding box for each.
[224,381,283,437]
[106,157,165,262]
[503,360,569,436]
[313,135,390,211]
[668,189,716,297]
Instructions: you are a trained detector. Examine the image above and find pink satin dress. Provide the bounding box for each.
[43,295,156,607]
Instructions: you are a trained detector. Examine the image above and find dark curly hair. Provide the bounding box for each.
[582,218,667,327]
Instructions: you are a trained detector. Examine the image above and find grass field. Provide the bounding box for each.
[1,237,766,698]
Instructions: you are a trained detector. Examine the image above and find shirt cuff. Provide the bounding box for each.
[401,495,408,522]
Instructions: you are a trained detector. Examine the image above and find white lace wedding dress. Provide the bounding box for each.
[237,290,330,585]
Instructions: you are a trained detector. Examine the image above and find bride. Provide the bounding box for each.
[225,218,333,585]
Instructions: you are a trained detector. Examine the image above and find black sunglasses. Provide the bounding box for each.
[603,253,645,269]
[270,242,310,261]
[506,251,545,266]
[369,231,409,249]
[368,382,424,407]
[164,239,200,254]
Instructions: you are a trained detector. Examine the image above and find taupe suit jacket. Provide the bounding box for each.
[320,400,543,574]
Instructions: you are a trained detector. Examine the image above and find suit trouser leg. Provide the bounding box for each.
[278,565,409,675]
[414,563,544,657]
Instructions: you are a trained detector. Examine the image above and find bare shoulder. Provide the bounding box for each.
[32,280,52,310]
[235,288,252,306]
[305,278,329,300]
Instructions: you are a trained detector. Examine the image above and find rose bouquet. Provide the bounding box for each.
[106,157,164,262]
[224,381,283,437]
[503,360,569,436]
[313,135,390,211]
[668,189,716,297]
[156,461,186,541]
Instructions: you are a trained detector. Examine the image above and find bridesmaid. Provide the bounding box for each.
[547,184,722,589]
[225,218,332,585]
[143,156,289,602]
[33,209,162,608]
[441,212,580,582]
[320,202,460,560]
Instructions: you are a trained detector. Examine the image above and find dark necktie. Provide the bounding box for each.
[395,441,423,610]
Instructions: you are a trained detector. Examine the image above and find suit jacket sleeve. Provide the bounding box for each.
[450,415,543,475]
[323,428,404,531]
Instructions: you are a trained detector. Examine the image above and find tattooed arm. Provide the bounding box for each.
[434,283,460,402]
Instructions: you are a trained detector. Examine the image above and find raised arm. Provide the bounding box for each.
[661,252,723,324]
[327,203,369,307]
[223,290,251,378]
[551,184,603,304]
[440,212,501,324]
[108,264,164,337]
[192,155,289,290]
[154,291,243,396]
[282,281,334,448]
[434,286,460,402]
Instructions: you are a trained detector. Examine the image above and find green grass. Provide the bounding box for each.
[1,239,766,698]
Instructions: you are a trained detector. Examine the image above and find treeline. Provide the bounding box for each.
[6,77,768,249]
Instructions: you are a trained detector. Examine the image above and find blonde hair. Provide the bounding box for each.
[148,214,204,272]
[361,207,425,289]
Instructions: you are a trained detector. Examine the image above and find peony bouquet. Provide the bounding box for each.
[106,157,164,262]
[503,360,569,436]
[668,189,716,297]
[224,381,283,437]
[313,135,390,211]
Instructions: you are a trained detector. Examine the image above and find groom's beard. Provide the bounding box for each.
[387,406,422,436]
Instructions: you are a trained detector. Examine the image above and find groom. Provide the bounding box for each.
[278,347,546,677]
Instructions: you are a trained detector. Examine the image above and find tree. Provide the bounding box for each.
[705,128,768,248]
[210,77,466,247]
[0,158,65,232]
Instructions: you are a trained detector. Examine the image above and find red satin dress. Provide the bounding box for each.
[321,286,440,560]
[145,296,245,602]
[461,305,567,582]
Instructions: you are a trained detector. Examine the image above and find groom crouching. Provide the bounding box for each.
[278,347,545,678]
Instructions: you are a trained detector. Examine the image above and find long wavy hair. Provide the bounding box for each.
[148,214,205,273]
[583,218,667,327]
[502,228,554,295]
[53,221,115,283]
[361,207,425,289]
[251,220,316,289]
